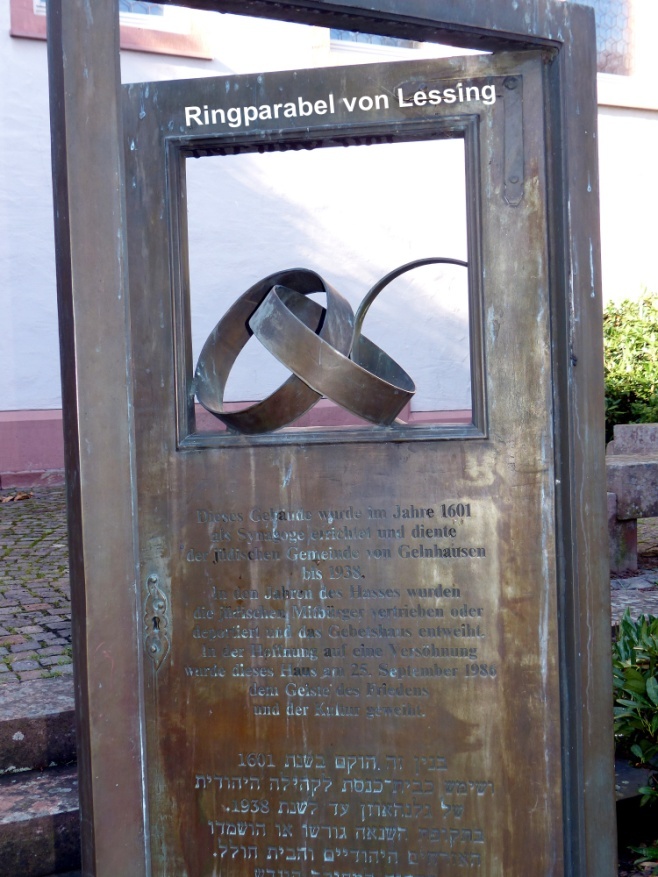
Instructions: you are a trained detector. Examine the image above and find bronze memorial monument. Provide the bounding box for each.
[47,1,616,875]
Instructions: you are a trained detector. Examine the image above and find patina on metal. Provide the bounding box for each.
[122,49,590,876]
[194,268,355,434]
[195,258,467,431]
[47,2,615,876]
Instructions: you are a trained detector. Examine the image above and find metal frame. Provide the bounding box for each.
[167,115,485,447]
[47,2,614,875]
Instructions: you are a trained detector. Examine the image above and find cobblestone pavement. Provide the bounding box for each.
[0,487,72,684]
[611,518,658,622]
[1,486,658,685]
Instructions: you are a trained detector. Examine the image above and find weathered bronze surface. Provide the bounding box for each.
[195,269,355,433]
[124,52,564,875]
[48,2,615,875]
[195,258,467,432]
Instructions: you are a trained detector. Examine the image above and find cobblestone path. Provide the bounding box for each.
[0,487,72,684]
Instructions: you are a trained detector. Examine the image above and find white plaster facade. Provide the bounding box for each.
[0,4,656,479]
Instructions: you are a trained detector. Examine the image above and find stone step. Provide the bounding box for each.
[0,765,80,877]
[0,678,76,775]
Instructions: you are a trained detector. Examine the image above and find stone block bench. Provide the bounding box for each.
[607,424,658,572]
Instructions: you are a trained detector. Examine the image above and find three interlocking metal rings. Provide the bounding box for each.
[194,258,468,434]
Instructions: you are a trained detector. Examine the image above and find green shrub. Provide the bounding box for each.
[603,294,658,442]
[631,841,658,875]
[613,609,658,805]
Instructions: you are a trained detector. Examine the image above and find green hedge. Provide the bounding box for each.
[604,294,658,443]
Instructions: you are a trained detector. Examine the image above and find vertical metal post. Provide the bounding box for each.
[47,2,148,874]
[546,5,617,874]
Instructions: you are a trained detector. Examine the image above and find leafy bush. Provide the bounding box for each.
[632,840,658,875]
[613,609,658,805]
[603,294,658,442]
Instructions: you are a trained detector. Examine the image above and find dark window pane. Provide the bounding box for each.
[330,29,418,50]
[579,0,633,75]
[119,1,165,15]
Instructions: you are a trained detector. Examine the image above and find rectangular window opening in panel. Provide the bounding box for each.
[184,135,476,440]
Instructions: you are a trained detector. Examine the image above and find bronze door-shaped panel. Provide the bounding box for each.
[124,51,559,876]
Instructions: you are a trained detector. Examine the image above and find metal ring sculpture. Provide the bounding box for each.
[194,258,468,434]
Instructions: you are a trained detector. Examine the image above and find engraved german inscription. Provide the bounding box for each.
[182,499,491,705]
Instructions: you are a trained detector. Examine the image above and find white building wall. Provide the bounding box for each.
[597,104,658,301]
[0,8,58,411]
[0,6,657,417]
